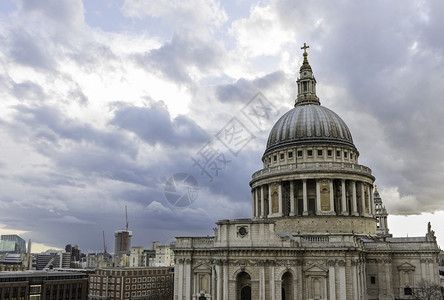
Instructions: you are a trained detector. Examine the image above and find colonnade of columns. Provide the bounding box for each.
[376,213,389,231]
[178,258,367,300]
[252,178,374,218]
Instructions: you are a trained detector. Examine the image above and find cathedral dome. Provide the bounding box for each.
[250,44,375,234]
[265,104,355,154]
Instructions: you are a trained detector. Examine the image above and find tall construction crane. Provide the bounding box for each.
[122,205,129,252]
[125,205,129,231]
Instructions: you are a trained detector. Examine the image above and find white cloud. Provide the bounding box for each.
[379,186,419,215]
[146,201,172,214]
[122,0,228,30]
[17,0,86,35]
[230,4,295,57]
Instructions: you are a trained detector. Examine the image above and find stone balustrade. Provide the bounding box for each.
[176,234,364,250]
[252,161,372,180]
[301,235,330,243]
[175,237,215,249]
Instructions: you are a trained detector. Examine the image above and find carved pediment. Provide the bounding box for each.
[194,262,212,273]
[397,262,415,271]
[304,264,328,277]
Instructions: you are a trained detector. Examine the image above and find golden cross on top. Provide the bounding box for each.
[301,43,309,54]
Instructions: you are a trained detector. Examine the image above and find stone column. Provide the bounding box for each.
[323,276,328,300]
[329,180,335,214]
[185,260,191,300]
[385,260,392,298]
[420,259,427,279]
[178,260,184,299]
[328,262,336,300]
[352,181,358,216]
[270,264,275,300]
[260,264,266,300]
[369,185,374,216]
[296,263,303,299]
[362,261,368,300]
[256,188,260,217]
[289,180,295,216]
[357,263,362,300]
[194,273,198,297]
[360,183,366,216]
[223,262,228,300]
[302,179,308,215]
[211,267,216,300]
[316,179,321,215]
[252,189,257,218]
[216,263,221,300]
[428,259,435,283]
[260,186,265,218]
[341,179,347,215]
[268,184,272,218]
[278,183,283,216]
[377,260,386,299]
[352,261,358,300]
[338,261,346,299]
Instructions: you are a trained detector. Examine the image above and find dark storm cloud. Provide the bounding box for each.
[134,34,225,84]
[3,0,444,251]
[52,147,147,186]
[215,71,285,103]
[273,0,444,214]
[196,149,262,207]
[111,101,210,147]
[11,105,137,158]
[3,105,167,188]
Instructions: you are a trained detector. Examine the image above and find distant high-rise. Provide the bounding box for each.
[36,251,71,270]
[65,244,81,261]
[0,235,26,254]
[71,245,81,261]
[114,230,132,254]
[114,206,132,255]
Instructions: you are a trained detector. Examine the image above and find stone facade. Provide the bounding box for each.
[173,47,440,300]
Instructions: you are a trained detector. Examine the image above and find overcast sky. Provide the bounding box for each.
[1,0,444,253]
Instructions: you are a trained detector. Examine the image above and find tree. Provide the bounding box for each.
[411,279,442,300]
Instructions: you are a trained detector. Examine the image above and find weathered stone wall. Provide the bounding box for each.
[275,216,377,235]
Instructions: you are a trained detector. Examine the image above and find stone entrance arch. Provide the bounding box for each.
[281,271,293,300]
[236,271,251,300]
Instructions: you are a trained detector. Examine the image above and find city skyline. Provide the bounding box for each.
[1,0,444,252]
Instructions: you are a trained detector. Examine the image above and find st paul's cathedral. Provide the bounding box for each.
[173,45,440,300]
